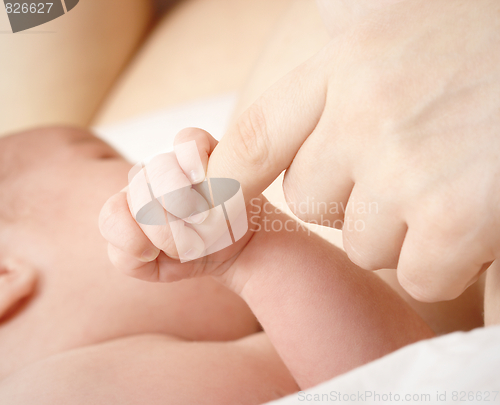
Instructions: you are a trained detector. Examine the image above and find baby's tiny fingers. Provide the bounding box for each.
[168,214,206,262]
[108,244,202,283]
[99,190,160,263]
[174,128,218,184]
[146,152,210,223]
[107,243,159,282]
[127,162,207,260]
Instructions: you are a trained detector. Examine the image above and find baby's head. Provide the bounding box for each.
[0,126,127,317]
[0,126,125,231]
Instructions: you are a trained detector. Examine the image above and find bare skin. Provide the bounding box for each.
[1,0,497,306]
[206,0,500,303]
[0,0,494,401]
[100,126,436,388]
[0,128,263,380]
[96,0,485,334]
[0,127,434,404]
[95,0,487,335]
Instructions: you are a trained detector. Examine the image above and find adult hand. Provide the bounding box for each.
[207,0,500,302]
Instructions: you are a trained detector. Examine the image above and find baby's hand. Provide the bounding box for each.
[99,128,253,282]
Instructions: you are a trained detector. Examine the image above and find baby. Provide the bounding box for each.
[0,127,434,404]
[98,128,435,389]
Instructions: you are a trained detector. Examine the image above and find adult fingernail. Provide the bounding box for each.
[186,210,209,224]
[189,169,204,184]
[181,248,202,262]
[140,248,160,262]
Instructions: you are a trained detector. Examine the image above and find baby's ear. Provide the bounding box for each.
[0,259,37,319]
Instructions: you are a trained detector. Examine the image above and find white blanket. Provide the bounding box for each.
[267,325,500,404]
[94,94,235,163]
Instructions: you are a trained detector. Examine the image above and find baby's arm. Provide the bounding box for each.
[217,200,435,389]
[0,333,296,405]
[100,128,434,389]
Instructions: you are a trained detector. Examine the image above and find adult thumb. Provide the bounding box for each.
[206,58,328,205]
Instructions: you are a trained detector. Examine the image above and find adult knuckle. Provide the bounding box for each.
[343,233,375,270]
[347,251,378,271]
[422,204,466,246]
[234,105,271,169]
[397,267,457,303]
[282,176,310,222]
[282,181,298,213]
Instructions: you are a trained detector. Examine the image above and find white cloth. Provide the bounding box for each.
[266,325,500,404]
[94,93,236,163]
